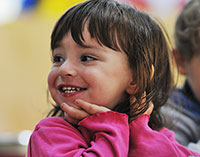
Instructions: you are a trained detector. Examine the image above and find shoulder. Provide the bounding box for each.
[34,117,75,132]
[168,87,195,107]
[168,88,184,103]
[30,117,84,142]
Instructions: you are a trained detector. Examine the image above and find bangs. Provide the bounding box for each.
[51,0,133,51]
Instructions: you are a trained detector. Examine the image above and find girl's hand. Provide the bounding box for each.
[130,91,154,116]
[61,99,110,125]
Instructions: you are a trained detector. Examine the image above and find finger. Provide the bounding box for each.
[140,91,154,115]
[61,103,89,120]
[144,102,154,115]
[64,112,79,125]
[141,91,146,104]
[130,96,136,104]
[74,99,110,115]
[130,92,146,105]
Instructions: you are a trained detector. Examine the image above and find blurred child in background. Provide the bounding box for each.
[164,0,200,152]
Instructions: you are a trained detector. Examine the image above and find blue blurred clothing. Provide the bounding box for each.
[172,81,200,122]
[163,81,200,146]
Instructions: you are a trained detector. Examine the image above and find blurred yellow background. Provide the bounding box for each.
[0,0,185,133]
[0,0,85,133]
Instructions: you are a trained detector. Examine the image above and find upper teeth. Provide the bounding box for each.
[61,87,81,93]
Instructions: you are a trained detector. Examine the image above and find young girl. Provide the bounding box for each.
[27,0,200,156]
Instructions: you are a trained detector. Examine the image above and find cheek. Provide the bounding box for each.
[82,68,101,85]
[47,69,60,103]
[188,74,200,92]
[47,69,56,89]
[189,79,200,101]
[186,63,200,101]
[47,72,52,88]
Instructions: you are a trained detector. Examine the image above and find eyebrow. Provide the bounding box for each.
[77,43,107,53]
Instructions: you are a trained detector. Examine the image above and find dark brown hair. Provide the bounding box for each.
[174,0,200,61]
[48,0,173,130]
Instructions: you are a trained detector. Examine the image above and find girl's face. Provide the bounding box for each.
[48,29,133,109]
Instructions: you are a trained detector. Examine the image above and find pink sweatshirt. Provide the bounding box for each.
[27,111,200,157]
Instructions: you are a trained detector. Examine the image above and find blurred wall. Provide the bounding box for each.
[0,14,53,132]
[0,0,85,132]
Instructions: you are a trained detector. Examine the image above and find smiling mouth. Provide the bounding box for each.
[59,86,87,93]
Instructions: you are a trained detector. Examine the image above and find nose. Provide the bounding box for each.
[58,60,77,77]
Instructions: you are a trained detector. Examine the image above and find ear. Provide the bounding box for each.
[173,49,186,75]
[126,81,137,95]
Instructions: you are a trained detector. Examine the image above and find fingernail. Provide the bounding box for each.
[74,99,81,104]
[61,103,68,109]
[60,103,64,109]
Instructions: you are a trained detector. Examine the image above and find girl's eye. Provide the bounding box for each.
[53,56,64,63]
[81,55,96,62]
